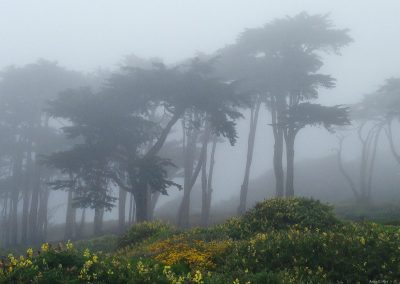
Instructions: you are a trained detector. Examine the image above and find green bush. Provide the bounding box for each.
[217,223,400,283]
[219,197,340,239]
[118,220,175,248]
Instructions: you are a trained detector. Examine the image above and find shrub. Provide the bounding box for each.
[118,220,175,248]
[218,223,400,283]
[219,197,340,239]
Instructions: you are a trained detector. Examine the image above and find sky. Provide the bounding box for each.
[1,0,400,206]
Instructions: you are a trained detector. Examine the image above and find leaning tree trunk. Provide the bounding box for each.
[177,125,197,228]
[238,99,261,214]
[134,110,183,223]
[178,123,210,228]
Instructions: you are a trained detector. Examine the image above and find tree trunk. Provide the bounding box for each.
[285,130,295,197]
[201,137,209,225]
[336,136,359,200]
[134,190,148,223]
[37,188,49,242]
[93,207,104,236]
[118,188,127,233]
[386,118,400,164]
[177,125,197,228]
[201,136,217,227]
[128,193,135,225]
[10,151,23,245]
[272,107,285,197]
[238,100,261,214]
[178,123,210,228]
[133,110,183,223]
[76,208,86,239]
[28,165,41,243]
[65,189,76,240]
[20,190,30,244]
[366,125,383,198]
[149,191,161,220]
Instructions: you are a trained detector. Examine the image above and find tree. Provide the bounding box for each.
[220,13,352,198]
[336,78,400,203]
[46,59,243,226]
[0,60,86,246]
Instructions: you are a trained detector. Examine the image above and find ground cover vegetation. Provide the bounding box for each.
[1,198,399,283]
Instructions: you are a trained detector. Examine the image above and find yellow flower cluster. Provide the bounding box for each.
[147,235,231,270]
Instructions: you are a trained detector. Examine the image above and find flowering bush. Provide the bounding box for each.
[217,197,340,239]
[1,198,400,283]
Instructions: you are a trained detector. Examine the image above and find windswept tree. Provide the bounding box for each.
[337,78,400,203]
[47,59,243,226]
[365,78,400,164]
[219,13,352,201]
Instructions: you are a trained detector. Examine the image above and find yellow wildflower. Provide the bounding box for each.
[26,248,33,258]
[41,243,49,252]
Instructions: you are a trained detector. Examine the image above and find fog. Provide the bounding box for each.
[1,0,400,246]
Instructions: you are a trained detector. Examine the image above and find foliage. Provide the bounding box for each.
[74,235,119,254]
[2,198,400,283]
[118,220,175,248]
[218,197,340,239]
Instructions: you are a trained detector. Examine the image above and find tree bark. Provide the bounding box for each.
[238,99,261,214]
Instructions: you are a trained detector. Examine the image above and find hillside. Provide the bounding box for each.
[1,198,399,283]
